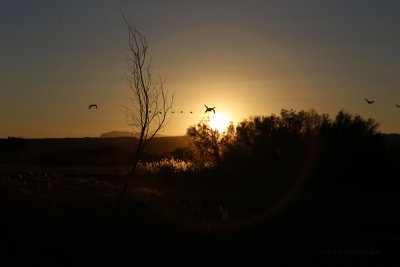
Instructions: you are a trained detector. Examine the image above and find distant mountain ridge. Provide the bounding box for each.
[100,131,167,138]
[100,131,136,138]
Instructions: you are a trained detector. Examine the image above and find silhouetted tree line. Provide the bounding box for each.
[178,109,400,226]
[181,109,396,189]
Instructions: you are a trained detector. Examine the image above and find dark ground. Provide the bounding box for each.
[0,166,398,266]
[1,133,399,266]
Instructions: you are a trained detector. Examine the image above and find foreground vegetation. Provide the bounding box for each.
[0,109,399,265]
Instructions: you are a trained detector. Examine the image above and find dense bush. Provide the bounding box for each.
[186,109,387,188]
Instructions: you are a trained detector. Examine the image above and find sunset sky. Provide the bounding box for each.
[1,0,400,138]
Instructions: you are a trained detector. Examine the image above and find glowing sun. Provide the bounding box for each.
[209,113,230,132]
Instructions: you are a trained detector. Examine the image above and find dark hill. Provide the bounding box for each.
[100,131,137,138]
[0,136,189,166]
[22,136,188,155]
[100,131,167,138]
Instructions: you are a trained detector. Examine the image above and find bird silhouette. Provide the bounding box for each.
[204,104,215,114]
[365,99,374,104]
[180,111,183,113]
[190,111,193,113]
[396,104,400,108]
[88,104,97,109]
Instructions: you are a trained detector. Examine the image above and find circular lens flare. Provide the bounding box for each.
[209,113,230,132]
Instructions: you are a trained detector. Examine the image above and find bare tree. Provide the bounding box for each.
[117,10,174,208]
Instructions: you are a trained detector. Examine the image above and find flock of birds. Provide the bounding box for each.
[88,99,399,113]
[365,98,400,108]
[89,104,217,114]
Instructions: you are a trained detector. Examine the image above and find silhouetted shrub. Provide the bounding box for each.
[188,109,387,189]
[186,117,235,166]
[315,110,385,187]
[221,109,327,175]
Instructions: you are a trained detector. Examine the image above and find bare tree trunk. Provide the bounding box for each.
[116,138,143,211]
[116,160,138,212]
[116,9,173,213]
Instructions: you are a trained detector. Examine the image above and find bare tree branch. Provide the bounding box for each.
[117,9,174,209]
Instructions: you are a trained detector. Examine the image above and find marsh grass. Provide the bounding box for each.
[137,157,214,174]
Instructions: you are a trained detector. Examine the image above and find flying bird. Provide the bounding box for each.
[88,104,97,109]
[190,111,193,113]
[365,99,374,104]
[396,104,400,108]
[204,104,215,114]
